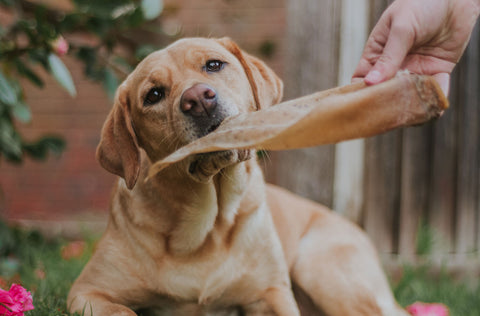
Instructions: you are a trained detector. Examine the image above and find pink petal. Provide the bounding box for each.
[0,305,14,316]
[425,304,449,316]
[407,302,449,316]
[7,284,34,312]
[0,288,14,305]
[52,36,69,57]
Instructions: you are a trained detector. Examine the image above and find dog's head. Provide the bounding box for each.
[96,37,283,189]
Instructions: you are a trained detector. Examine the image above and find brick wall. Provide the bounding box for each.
[0,59,115,222]
[0,0,286,225]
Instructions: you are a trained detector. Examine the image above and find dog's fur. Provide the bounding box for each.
[68,38,408,316]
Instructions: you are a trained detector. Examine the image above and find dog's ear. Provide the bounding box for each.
[217,37,283,110]
[96,85,140,189]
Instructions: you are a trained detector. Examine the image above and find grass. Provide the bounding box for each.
[0,221,94,316]
[394,264,480,316]
[0,220,479,316]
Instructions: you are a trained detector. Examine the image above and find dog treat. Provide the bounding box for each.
[148,73,448,177]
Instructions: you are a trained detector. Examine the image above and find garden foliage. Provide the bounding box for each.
[0,0,164,164]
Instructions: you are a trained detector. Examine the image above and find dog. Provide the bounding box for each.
[68,37,408,316]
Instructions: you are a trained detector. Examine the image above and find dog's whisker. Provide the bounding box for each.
[259,149,272,168]
[219,168,235,183]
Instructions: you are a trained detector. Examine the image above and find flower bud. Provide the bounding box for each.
[52,36,69,57]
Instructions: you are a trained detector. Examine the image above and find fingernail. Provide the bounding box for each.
[432,73,450,97]
[438,74,450,97]
[351,77,364,84]
[365,70,382,84]
[440,80,449,97]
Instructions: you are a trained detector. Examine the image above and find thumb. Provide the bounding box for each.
[365,23,414,85]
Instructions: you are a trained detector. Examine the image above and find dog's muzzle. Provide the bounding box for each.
[180,83,226,137]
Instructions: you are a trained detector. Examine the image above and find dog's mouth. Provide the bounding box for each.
[206,122,221,135]
[192,114,226,139]
[186,149,253,183]
[187,150,232,180]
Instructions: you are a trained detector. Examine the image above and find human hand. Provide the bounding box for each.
[352,0,480,95]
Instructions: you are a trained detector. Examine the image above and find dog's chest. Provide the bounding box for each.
[157,253,245,305]
[152,206,275,308]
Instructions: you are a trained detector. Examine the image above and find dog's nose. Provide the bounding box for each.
[180,83,217,117]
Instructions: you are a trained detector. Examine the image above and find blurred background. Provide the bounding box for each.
[0,0,479,274]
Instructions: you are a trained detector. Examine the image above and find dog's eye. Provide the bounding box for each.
[205,60,225,72]
[144,87,165,106]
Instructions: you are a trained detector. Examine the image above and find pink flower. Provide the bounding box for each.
[52,36,69,56]
[407,302,449,316]
[0,284,34,316]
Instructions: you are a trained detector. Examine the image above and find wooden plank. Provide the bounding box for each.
[368,0,392,30]
[334,140,365,222]
[333,0,369,222]
[456,24,479,255]
[398,124,432,259]
[428,90,458,256]
[361,0,398,254]
[362,131,402,254]
[269,0,340,206]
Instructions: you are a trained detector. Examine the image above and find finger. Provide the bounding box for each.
[351,59,373,83]
[365,21,415,85]
[352,25,389,81]
[352,10,392,82]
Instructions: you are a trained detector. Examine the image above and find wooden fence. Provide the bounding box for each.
[266,0,480,264]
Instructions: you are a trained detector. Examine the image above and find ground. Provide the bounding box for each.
[0,221,479,316]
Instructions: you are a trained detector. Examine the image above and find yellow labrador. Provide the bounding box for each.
[68,38,408,316]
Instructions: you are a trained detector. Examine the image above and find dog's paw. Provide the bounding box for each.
[188,149,254,183]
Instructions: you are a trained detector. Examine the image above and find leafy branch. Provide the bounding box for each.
[0,0,166,164]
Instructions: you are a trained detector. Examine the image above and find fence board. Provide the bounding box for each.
[455,24,480,255]
[360,0,396,254]
[270,0,340,206]
[363,131,402,253]
[428,91,458,255]
[333,0,369,222]
[270,0,480,263]
[398,125,432,259]
[368,0,391,29]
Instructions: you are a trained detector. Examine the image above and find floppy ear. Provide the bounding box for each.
[217,37,283,110]
[96,85,140,190]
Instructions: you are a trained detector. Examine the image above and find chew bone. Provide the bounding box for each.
[148,74,448,178]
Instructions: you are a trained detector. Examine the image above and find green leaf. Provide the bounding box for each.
[0,70,18,106]
[135,44,156,61]
[0,117,23,162]
[28,48,49,69]
[141,0,163,20]
[48,53,77,97]
[23,136,66,160]
[103,68,119,101]
[0,0,15,7]
[11,102,32,123]
[15,59,44,88]
[113,56,134,73]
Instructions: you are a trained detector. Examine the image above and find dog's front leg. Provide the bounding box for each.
[243,286,300,316]
[69,292,137,316]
